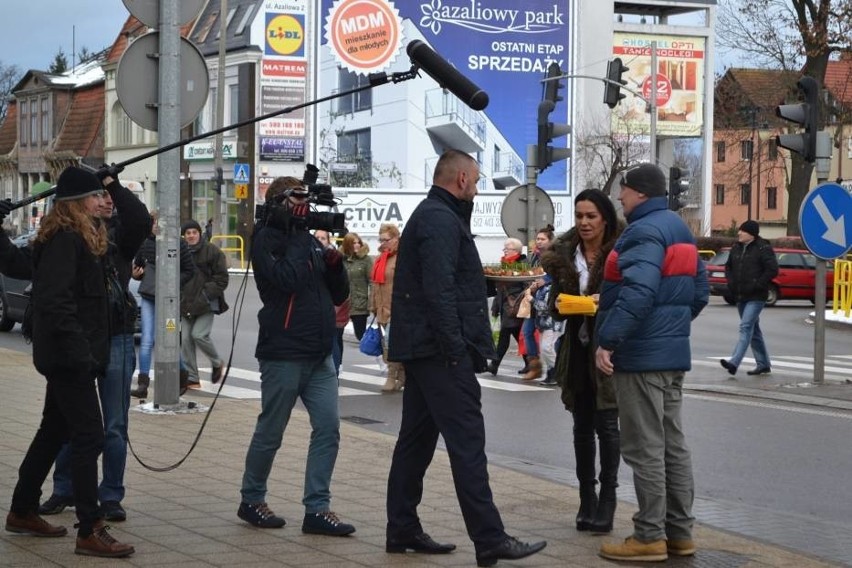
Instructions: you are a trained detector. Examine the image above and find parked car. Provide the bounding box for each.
[707,247,835,306]
[0,233,34,331]
[0,233,142,335]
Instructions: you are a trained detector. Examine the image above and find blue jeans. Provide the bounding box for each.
[138,297,155,375]
[521,317,538,357]
[241,356,340,512]
[729,300,770,370]
[52,334,136,503]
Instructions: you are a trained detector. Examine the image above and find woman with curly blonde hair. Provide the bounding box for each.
[7,166,134,557]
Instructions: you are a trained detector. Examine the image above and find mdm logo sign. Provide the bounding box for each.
[266,13,306,57]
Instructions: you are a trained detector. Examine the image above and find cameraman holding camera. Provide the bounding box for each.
[238,175,354,536]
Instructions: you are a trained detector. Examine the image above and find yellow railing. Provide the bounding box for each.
[210,235,246,270]
[698,250,716,261]
[833,259,852,317]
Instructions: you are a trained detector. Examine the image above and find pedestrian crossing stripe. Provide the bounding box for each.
[141,363,553,399]
[700,356,852,383]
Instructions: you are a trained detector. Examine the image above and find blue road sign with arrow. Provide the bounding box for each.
[798,182,852,260]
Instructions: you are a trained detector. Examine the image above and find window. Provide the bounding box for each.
[337,68,372,113]
[716,141,725,162]
[113,103,132,146]
[338,128,371,160]
[40,96,50,143]
[768,139,778,160]
[766,186,777,210]
[492,145,501,171]
[30,99,38,146]
[740,184,750,205]
[235,3,255,35]
[741,139,753,161]
[715,184,725,205]
[19,101,27,146]
[229,83,239,127]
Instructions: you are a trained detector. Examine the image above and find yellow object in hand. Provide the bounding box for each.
[556,294,597,315]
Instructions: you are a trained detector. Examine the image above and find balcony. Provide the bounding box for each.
[423,89,486,153]
[491,151,524,188]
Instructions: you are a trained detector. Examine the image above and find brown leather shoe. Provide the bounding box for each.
[5,511,68,537]
[75,523,134,557]
[600,537,667,562]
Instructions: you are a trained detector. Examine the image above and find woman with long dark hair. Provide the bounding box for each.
[541,188,623,534]
[6,166,134,557]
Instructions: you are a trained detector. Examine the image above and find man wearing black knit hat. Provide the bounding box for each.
[179,219,229,388]
[720,220,778,376]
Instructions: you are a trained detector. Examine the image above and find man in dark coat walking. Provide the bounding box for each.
[720,220,779,376]
[386,149,546,567]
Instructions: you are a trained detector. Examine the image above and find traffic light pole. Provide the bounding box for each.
[649,42,658,165]
[525,145,539,253]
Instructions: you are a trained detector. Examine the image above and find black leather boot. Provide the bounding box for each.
[576,483,598,531]
[486,360,499,376]
[130,374,149,399]
[590,409,620,534]
[574,429,598,531]
[517,355,530,374]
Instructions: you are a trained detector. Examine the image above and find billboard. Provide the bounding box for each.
[612,33,705,137]
[319,0,570,191]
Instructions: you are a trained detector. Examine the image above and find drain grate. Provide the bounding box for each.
[341,415,383,425]
[667,550,753,567]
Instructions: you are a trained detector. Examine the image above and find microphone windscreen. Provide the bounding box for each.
[407,40,489,111]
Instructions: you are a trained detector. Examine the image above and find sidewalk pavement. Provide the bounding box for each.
[0,347,845,568]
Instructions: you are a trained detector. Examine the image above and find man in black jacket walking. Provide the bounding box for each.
[386,150,546,567]
[720,220,779,376]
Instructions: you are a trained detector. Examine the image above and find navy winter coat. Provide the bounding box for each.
[388,186,497,365]
[595,197,709,373]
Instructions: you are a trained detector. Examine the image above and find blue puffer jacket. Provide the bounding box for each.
[595,197,709,372]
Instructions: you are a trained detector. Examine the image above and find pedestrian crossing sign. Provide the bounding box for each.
[233,163,250,184]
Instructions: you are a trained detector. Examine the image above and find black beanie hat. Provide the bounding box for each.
[739,220,760,238]
[181,219,202,236]
[55,166,102,202]
[620,163,667,198]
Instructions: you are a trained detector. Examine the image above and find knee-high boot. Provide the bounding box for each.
[590,409,620,534]
[574,435,598,531]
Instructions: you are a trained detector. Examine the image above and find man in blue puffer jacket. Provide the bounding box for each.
[594,163,709,562]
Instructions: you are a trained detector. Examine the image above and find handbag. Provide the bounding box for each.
[359,316,383,356]
[516,293,532,319]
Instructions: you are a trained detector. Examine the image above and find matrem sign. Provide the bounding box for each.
[332,190,571,237]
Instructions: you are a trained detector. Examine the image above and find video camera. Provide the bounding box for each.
[255,164,346,233]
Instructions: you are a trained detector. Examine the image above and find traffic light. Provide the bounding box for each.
[603,58,629,109]
[213,166,224,195]
[775,76,820,163]
[543,61,564,104]
[668,167,689,211]
[536,63,571,172]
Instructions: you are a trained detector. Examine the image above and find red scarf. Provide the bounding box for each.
[372,251,391,284]
[501,252,521,264]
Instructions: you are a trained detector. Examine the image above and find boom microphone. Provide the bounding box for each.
[406,40,489,111]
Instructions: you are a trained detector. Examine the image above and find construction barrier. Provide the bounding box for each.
[211,234,246,270]
[833,259,852,317]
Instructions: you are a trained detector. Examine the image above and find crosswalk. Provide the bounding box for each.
[141,355,852,400]
[697,354,852,383]
[144,363,553,400]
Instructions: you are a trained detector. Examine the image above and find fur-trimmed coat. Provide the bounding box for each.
[540,224,623,412]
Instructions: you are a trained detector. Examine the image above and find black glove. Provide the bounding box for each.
[323,246,343,270]
[95,163,125,184]
[0,198,12,222]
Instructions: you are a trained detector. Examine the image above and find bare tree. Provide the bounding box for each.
[0,61,21,121]
[718,0,852,235]
[574,107,651,196]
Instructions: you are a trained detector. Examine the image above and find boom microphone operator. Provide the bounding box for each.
[406,40,489,111]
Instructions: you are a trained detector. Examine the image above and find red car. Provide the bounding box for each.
[706,247,834,306]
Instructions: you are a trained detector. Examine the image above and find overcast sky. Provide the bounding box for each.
[0,1,131,73]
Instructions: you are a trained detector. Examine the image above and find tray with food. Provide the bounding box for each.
[482,263,545,282]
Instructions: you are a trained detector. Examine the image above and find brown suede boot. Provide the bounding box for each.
[521,356,542,380]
